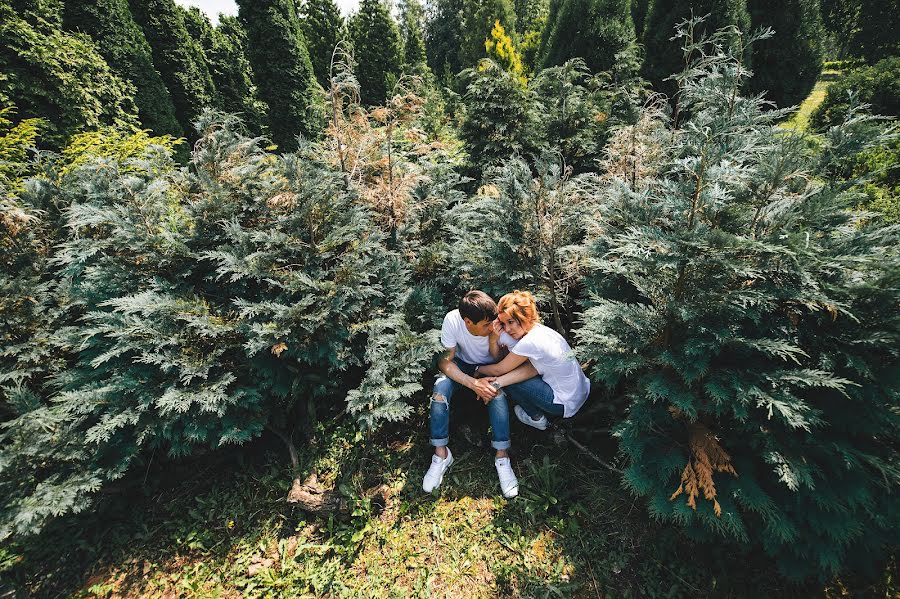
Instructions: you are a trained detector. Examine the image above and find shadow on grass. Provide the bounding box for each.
[1,394,895,598]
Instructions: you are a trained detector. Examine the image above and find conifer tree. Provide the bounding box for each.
[0,2,138,147]
[631,0,651,39]
[0,111,436,537]
[850,0,899,63]
[62,0,182,138]
[641,0,751,98]
[459,0,517,68]
[819,0,858,58]
[537,0,562,62]
[540,0,637,75]
[450,155,594,333]
[398,0,428,69]
[459,59,538,179]
[576,25,900,579]
[531,59,607,172]
[180,10,267,135]
[129,0,216,139]
[322,52,462,324]
[300,0,345,88]
[0,105,51,424]
[514,0,548,72]
[485,20,527,84]
[747,0,824,109]
[179,7,220,100]
[424,0,464,79]
[238,0,318,148]
[349,0,403,106]
[209,16,268,135]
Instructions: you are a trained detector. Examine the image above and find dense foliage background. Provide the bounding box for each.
[0,0,897,595]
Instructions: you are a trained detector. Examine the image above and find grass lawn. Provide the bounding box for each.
[781,63,846,131]
[1,402,895,598]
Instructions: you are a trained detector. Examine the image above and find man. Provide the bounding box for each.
[422,290,519,498]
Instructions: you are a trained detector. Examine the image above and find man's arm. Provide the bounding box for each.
[438,347,497,401]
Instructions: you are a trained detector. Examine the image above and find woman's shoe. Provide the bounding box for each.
[514,405,549,430]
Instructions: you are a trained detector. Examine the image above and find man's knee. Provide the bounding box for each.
[430,391,449,408]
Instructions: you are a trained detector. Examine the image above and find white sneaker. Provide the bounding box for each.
[495,457,519,498]
[422,448,454,493]
[514,405,549,430]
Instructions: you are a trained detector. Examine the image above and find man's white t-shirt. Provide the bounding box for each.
[505,323,590,417]
[440,309,495,365]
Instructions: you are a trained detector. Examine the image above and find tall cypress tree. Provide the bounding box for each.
[62,0,182,138]
[300,0,344,88]
[747,0,823,109]
[0,1,138,147]
[350,0,403,106]
[179,7,219,103]
[642,0,751,97]
[514,0,549,72]
[850,0,899,63]
[129,0,216,138]
[540,0,636,74]
[238,0,317,148]
[209,16,268,135]
[425,0,464,79]
[631,0,651,39]
[181,7,267,134]
[459,0,516,68]
[398,0,428,68]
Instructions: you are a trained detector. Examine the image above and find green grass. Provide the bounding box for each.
[0,409,895,598]
[781,64,845,131]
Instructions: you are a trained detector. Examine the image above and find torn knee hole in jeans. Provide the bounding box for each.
[430,393,447,407]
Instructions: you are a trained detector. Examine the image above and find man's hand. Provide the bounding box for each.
[469,377,498,403]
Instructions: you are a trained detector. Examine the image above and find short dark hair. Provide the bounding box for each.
[458,290,497,323]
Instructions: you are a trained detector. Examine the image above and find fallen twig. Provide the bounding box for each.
[563,433,624,474]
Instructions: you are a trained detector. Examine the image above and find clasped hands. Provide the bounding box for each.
[471,319,505,404]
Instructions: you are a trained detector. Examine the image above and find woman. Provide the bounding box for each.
[477,290,590,429]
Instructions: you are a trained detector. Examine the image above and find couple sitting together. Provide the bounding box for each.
[422,289,590,499]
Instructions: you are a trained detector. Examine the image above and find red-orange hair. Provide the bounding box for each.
[497,290,540,327]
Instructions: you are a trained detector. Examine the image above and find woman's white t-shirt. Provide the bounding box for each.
[440,309,493,365]
[506,323,590,417]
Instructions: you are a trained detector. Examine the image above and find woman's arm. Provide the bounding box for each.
[487,319,508,363]
[478,351,528,376]
[488,361,540,388]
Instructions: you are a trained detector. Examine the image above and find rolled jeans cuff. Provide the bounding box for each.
[431,437,449,447]
[491,439,511,450]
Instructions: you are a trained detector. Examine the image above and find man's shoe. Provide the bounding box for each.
[495,457,519,499]
[514,405,549,430]
[422,448,454,493]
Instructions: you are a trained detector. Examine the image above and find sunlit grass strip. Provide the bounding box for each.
[781,66,844,131]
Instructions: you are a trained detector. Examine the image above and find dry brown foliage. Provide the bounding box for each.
[669,413,738,518]
[324,75,445,237]
[599,94,669,190]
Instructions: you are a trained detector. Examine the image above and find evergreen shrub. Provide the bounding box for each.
[576,24,900,579]
[0,112,436,538]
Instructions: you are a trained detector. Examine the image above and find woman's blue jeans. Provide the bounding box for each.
[430,358,511,450]
[504,375,565,420]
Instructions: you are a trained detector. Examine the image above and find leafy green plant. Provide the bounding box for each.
[577,22,900,580]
